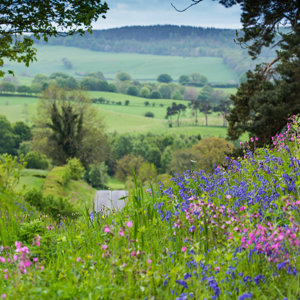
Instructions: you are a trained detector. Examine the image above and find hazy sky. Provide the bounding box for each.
[93,0,242,30]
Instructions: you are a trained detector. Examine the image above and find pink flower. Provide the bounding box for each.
[101,244,108,250]
[119,229,124,236]
[126,221,133,228]
[181,247,187,252]
[147,259,152,264]
[4,274,8,280]
[130,251,135,257]
[225,195,231,200]
[104,226,110,233]
[1,294,6,299]
[0,257,5,263]
[33,258,38,262]
[40,266,44,271]
[76,257,81,262]
[214,267,220,272]
[240,206,246,211]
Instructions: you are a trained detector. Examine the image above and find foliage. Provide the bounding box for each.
[66,158,85,180]
[157,73,173,83]
[25,151,49,170]
[0,0,109,76]
[116,72,131,82]
[115,154,145,181]
[32,85,110,167]
[144,112,154,118]
[84,163,108,189]
[191,137,234,173]
[0,121,299,299]
[0,154,26,191]
[23,188,78,221]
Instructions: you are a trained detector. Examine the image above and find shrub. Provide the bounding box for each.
[144,112,154,118]
[24,188,79,221]
[126,86,139,96]
[25,151,49,170]
[18,220,46,243]
[150,90,161,99]
[84,162,108,188]
[66,158,85,180]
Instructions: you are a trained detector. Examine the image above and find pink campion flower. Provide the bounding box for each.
[181,247,187,252]
[104,226,110,233]
[0,257,5,263]
[147,259,152,264]
[136,250,140,255]
[13,255,18,261]
[3,269,8,273]
[76,257,81,262]
[126,221,133,228]
[240,206,246,211]
[119,229,124,236]
[214,267,220,272]
[226,195,231,200]
[4,274,8,280]
[130,251,136,257]
[101,244,108,250]
[15,241,22,249]
[41,266,44,271]
[1,294,6,299]
[6,258,10,263]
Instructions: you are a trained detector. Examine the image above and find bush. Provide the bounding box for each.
[18,220,46,243]
[25,151,49,170]
[157,73,173,83]
[24,188,79,221]
[150,90,161,99]
[126,86,139,96]
[144,112,154,118]
[66,158,85,180]
[84,162,108,188]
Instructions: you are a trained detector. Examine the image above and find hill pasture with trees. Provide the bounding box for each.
[0,0,299,299]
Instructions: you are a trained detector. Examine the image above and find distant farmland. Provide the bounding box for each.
[0,92,230,138]
[2,45,238,83]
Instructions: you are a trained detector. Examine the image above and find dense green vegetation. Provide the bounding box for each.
[0,117,299,299]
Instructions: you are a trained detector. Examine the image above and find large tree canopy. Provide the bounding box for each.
[175,0,300,146]
[0,0,109,76]
[32,85,110,168]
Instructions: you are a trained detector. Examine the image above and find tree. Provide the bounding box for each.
[214,98,232,127]
[176,0,300,146]
[198,85,213,126]
[158,83,172,99]
[32,85,110,167]
[191,137,234,173]
[0,115,16,154]
[189,73,208,87]
[157,73,173,83]
[116,72,131,82]
[0,1,109,76]
[127,86,139,96]
[179,75,190,85]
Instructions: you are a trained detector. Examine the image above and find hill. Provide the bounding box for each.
[33,25,276,76]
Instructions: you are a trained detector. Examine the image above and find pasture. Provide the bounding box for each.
[0,92,229,138]
[2,45,238,83]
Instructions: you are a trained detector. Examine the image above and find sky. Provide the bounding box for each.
[93,0,242,30]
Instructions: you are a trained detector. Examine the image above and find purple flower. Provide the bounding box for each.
[238,292,252,300]
[184,273,192,280]
[176,280,188,289]
[254,274,265,286]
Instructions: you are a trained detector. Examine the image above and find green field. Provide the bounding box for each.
[0,92,229,137]
[2,45,238,83]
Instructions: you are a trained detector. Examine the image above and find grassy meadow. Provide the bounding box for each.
[0,91,230,138]
[2,45,238,83]
[0,118,299,299]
